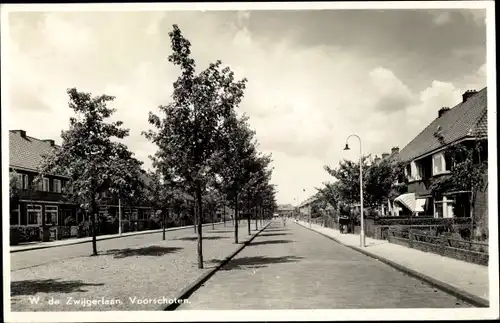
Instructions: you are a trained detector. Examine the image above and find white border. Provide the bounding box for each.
[2,1,498,322]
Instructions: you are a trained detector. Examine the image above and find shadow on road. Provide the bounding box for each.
[258,233,291,237]
[11,279,104,296]
[176,236,228,241]
[209,255,303,271]
[101,246,183,258]
[249,239,295,246]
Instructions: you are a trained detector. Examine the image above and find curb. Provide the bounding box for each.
[163,221,273,311]
[10,222,225,253]
[295,221,489,308]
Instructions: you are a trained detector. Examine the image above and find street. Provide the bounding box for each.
[179,220,472,309]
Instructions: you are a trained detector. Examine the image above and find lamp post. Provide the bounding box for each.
[344,134,365,248]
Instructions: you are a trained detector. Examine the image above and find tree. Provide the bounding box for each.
[144,170,177,240]
[429,134,488,239]
[364,158,407,211]
[212,112,259,243]
[143,25,247,268]
[36,88,140,256]
[324,157,370,206]
[239,152,273,235]
[316,182,339,213]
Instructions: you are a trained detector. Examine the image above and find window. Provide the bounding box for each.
[27,204,42,225]
[434,197,455,218]
[405,164,411,179]
[408,161,422,181]
[42,178,50,192]
[432,152,451,175]
[45,206,58,225]
[12,172,28,189]
[36,180,43,191]
[53,179,62,193]
[132,209,138,220]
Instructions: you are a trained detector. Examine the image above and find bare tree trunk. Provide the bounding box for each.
[195,182,203,269]
[193,203,197,233]
[162,208,166,240]
[90,198,98,256]
[211,209,215,230]
[223,201,226,227]
[234,195,239,244]
[247,213,251,235]
[254,206,258,231]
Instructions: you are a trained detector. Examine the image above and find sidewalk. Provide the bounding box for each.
[295,220,489,306]
[10,222,223,253]
[10,221,270,311]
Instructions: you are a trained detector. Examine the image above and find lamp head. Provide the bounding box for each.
[344,143,350,151]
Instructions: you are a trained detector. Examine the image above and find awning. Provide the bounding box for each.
[394,193,416,212]
[415,198,426,213]
[394,193,427,214]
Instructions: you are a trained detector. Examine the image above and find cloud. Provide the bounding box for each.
[460,9,487,26]
[368,67,416,113]
[4,10,486,205]
[432,12,451,25]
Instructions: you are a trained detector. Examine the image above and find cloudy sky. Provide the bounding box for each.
[4,5,488,206]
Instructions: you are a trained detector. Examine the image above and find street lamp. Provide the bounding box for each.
[344,134,365,248]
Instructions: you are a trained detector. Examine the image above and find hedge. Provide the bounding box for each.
[10,226,41,245]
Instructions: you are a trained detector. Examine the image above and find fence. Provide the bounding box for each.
[388,228,488,266]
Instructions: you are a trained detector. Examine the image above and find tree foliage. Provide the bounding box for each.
[364,158,407,206]
[36,88,141,255]
[323,156,370,205]
[143,24,248,268]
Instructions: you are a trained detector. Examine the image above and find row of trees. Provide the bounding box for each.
[34,24,277,266]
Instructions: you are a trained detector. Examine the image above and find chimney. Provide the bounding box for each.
[43,139,55,146]
[462,89,478,103]
[438,107,450,118]
[382,153,390,159]
[12,130,27,138]
[391,147,399,154]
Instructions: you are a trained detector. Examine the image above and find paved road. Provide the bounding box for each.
[10,223,230,271]
[179,220,473,309]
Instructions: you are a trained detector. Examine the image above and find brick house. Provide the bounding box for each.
[9,129,158,240]
[392,88,488,228]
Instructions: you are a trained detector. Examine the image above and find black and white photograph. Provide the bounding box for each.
[1,1,498,322]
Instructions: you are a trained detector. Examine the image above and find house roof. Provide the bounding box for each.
[9,130,62,174]
[398,87,487,163]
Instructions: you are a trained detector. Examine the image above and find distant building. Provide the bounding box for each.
[277,204,294,217]
[8,130,162,240]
